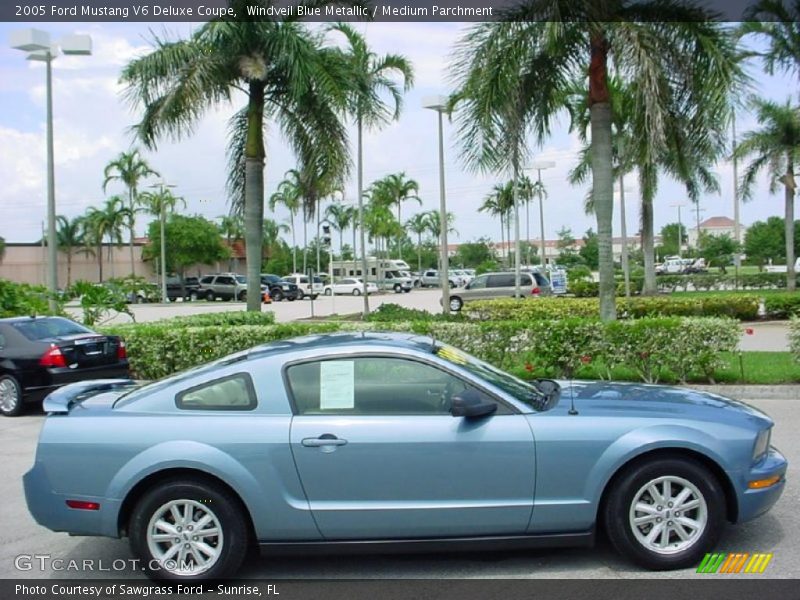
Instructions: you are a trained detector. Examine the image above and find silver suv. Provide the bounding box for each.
[197,273,264,302]
[446,271,552,312]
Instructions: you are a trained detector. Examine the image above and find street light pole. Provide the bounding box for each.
[423,96,450,315]
[150,182,176,303]
[10,29,91,311]
[618,178,631,298]
[670,203,687,258]
[530,161,555,271]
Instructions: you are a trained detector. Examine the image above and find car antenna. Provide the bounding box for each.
[568,375,578,416]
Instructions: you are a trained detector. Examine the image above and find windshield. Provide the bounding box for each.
[434,343,554,411]
[13,317,93,341]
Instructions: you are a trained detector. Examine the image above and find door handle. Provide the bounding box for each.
[302,435,348,447]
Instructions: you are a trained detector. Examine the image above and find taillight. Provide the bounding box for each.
[117,340,127,360]
[531,287,541,296]
[39,345,67,368]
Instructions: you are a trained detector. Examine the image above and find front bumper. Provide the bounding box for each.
[737,446,788,523]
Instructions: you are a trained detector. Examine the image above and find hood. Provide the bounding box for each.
[555,381,772,429]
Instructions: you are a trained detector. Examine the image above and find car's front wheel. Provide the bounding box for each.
[449,296,463,312]
[129,479,249,581]
[352,288,361,296]
[271,289,284,302]
[0,375,23,417]
[324,288,332,296]
[603,457,725,570]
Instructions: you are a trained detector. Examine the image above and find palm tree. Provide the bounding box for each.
[326,202,356,261]
[480,183,514,267]
[56,215,92,286]
[121,5,352,312]
[450,3,743,320]
[102,149,159,277]
[741,1,800,94]
[374,172,421,259]
[84,197,130,282]
[218,214,244,271]
[139,188,186,279]
[268,178,301,273]
[330,23,414,315]
[406,212,430,275]
[735,98,800,291]
[424,210,457,272]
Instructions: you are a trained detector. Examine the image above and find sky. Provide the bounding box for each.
[0,21,796,248]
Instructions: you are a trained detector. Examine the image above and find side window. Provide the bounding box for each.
[217,276,234,285]
[286,357,502,416]
[468,275,488,289]
[176,373,257,411]
[200,276,214,284]
[487,274,515,287]
[533,273,549,286]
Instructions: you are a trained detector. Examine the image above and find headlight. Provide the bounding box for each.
[753,428,771,462]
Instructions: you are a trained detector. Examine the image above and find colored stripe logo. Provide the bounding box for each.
[697,552,773,574]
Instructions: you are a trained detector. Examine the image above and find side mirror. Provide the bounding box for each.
[450,389,497,419]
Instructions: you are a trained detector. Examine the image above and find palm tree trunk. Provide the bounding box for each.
[499,213,505,266]
[67,251,72,287]
[357,116,370,315]
[641,190,656,295]
[97,243,103,282]
[417,233,422,275]
[786,156,796,292]
[302,213,308,273]
[244,82,266,312]
[128,187,136,277]
[291,213,297,273]
[589,33,616,321]
[397,204,402,260]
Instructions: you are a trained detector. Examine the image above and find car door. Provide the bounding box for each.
[462,274,490,300]
[287,355,536,540]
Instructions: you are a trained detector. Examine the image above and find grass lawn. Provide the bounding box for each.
[510,351,800,385]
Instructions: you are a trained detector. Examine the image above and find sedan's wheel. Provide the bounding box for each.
[393,284,402,293]
[0,375,23,417]
[352,288,361,296]
[206,291,215,302]
[449,296,463,312]
[604,458,724,570]
[325,288,332,296]
[271,289,284,302]
[130,479,248,581]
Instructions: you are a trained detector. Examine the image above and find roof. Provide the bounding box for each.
[246,331,435,360]
[699,216,735,228]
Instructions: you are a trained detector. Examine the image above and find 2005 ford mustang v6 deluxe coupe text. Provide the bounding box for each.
[24,333,786,580]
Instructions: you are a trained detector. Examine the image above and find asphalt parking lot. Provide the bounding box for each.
[65,288,791,351]
[1,397,797,580]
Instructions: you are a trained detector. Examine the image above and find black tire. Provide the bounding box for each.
[352,288,361,296]
[449,296,463,312]
[206,291,215,302]
[324,288,332,296]
[296,289,305,301]
[0,374,24,417]
[393,284,402,293]
[129,479,249,581]
[271,289,284,302]
[310,294,319,301]
[238,291,247,302]
[603,457,725,571]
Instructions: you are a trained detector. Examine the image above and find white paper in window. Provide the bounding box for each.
[319,361,355,410]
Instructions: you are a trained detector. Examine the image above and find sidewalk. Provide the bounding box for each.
[739,321,792,352]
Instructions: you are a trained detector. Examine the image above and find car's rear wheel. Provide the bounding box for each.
[296,289,305,301]
[238,291,247,302]
[325,288,332,296]
[0,375,23,417]
[205,291,215,302]
[449,296,463,312]
[129,479,248,581]
[352,288,361,296]
[271,289,284,301]
[603,457,725,570]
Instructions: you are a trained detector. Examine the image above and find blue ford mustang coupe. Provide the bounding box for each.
[24,333,786,580]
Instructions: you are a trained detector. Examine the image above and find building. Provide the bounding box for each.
[686,216,745,248]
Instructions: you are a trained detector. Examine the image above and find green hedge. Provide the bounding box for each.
[102,316,740,384]
[763,293,800,319]
[0,279,63,317]
[790,317,800,363]
[144,311,277,328]
[466,296,760,321]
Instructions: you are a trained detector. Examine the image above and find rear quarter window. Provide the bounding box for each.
[175,373,257,411]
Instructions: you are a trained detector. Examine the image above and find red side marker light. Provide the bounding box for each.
[66,500,100,511]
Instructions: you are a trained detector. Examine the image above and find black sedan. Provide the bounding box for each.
[260,274,299,301]
[0,316,130,416]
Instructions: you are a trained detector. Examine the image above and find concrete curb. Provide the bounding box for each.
[683,384,800,400]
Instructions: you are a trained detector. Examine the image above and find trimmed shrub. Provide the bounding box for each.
[763,293,800,319]
[0,279,63,317]
[790,317,800,363]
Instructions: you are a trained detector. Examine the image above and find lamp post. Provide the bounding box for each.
[150,182,176,303]
[423,95,450,315]
[670,203,687,258]
[530,160,555,271]
[10,29,91,311]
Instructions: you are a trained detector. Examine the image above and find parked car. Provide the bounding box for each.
[399,270,421,288]
[452,269,474,286]
[764,257,800,274]
[323,278,378,296]
[447,271,552,312]
[165,276,200,301]
[378,270,414,293]
[281,274,323,300]
[0,316,130,416]
[419,269,459,288]
[260,274,299,302]
[196,273,267,302]
[23,333,785,580]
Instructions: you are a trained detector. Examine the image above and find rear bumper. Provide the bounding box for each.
[24,461,119,537]
[736,446,788,523]
[24,362,130,402]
